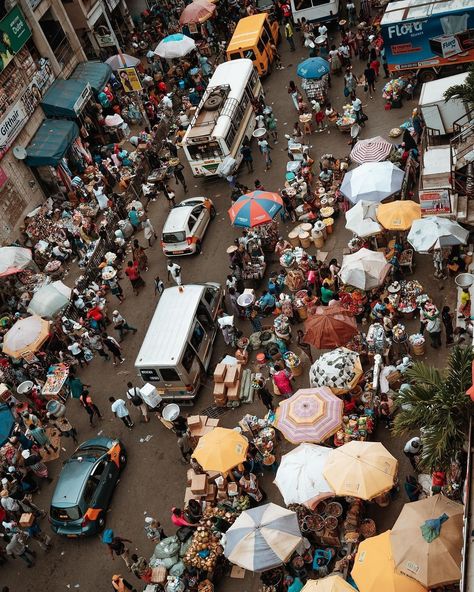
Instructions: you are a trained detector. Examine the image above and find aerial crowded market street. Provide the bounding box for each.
[0,0,473,590]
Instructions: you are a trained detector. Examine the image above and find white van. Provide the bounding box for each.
[134,283,223,402]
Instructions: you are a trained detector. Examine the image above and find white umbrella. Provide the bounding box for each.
[27,281,71,319]
[274,443,334,508]
[105,53,141,70]
[0,246,35,277]
[407,216,469,253]
[345,200,382,237]
[340,161,405,204]
[154,33,196,59]
[339,247,391,290]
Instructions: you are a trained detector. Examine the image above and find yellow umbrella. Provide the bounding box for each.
[2,315,50,359]
[390,494,463,588]
[352,531,426,592]
[302,576,357,592]
[376,200,421,230]
[192,427,248,473]
[322,441,397,500]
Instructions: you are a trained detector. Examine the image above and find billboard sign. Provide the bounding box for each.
[0,6,32,73]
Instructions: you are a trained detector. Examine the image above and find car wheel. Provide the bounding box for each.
[195,240,202,254]
[119,452,127,467]
[210,206,216,219]
[97,513,106,530]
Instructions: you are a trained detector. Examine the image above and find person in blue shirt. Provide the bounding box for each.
[128,207,140,230]
[258,290,276,314]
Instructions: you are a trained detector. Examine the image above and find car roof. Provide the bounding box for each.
[162,206,195,233]
[51,457,97,507]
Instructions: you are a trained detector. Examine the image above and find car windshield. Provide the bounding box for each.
[70,448,104,460]
[50,505,82,521]
[163,231,186,244]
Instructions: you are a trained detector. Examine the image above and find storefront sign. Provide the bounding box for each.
[0,60,55,161]
[72,83,93,114]
[419,189,451,216]
[96,33,116,47]
[0,6,32,74]
[117,67,142,92]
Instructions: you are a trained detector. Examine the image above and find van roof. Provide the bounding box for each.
[162,205,194,234]
[381,0,472,25]
[135,284,207,368]
[227,13,268,52]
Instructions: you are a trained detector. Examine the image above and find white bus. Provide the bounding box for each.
[182,58,264,177]
[290,0,339,24]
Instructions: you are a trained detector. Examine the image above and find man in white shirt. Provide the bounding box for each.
[109,396,133,429]
[67,341,88,368]
[318,23,328,37]
[126,381,149,423]
[352,96,364,124]
[167,261,182,286]
[404,436,421,469]
[138,384,162,413]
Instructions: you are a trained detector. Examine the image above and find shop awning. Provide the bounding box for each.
[70,60,112,92]
[25,120,79,167]
[41,78,92,118]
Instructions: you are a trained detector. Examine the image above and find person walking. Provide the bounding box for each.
[67,340,88,368]
[167,260,182,286]
[106,276,125,303]
[24,515,52,551]
[85,330,110,361]
[265,111,278,142]
[154,276,165,297]
[364,62,376,98]
[3,532,35,567]
[177,431,193,464]
[111,574,137,592]
[272,363,293,396]
[128,207,141,231]
[130,554,152,584]
[287,81,299,111]
[126,382,149,423]
[109,397,134,429]
[79,390,103,426]
[21,449,51,483]
[104,530,133,569]
[144,517,167,542]
[255,379,274,412]
[125,261,145,296]
[112,311,137,342]
[442,305,454,346]
[173,162,188,192]
[258,137,273,171]
[240,143,254,172]
[102,333,125,365]
[28,425,58,455]
[404,436,421,470]
[132,240,148,272]
[49,414,79,445]
[143,217,157,247]
[164,185,176,209]
[284,20,296,51]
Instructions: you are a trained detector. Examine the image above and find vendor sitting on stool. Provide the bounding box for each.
[258,290,276,315]
[319,167,333,189]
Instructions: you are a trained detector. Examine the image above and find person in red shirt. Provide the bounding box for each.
[124,261,145,296]
[157,81,167,94]
[86,304,106,330]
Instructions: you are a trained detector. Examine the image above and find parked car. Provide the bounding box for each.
[161,197,216,256]
[49,436,126,537]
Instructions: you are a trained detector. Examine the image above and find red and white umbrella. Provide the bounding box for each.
[350,136,393,164]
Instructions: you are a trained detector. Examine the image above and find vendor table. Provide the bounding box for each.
[41,363,70,402]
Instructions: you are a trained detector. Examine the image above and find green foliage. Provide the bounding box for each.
[443,64,474,105]
[392,345,474,471]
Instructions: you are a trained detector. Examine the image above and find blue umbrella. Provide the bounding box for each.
[0,404,14,446]
[154,34,196,59]
[297,58,330,80]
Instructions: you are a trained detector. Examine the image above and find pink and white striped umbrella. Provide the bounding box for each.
[274,387,343,444]
[350,136,393,164]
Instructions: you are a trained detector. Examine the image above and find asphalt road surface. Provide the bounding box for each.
[1,29,456,592]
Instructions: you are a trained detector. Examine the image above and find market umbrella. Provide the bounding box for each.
[345,200,382,238]
[27,281,71,319]
[192,427,248,473]
[154,34,197,59]
[309,347,362,395]
[377,200,421,231]
[274,443,335,508]
[352,531,427,592]
[350,136,393,164]
[339,248,390,291]
[179,0,216,25]
[2,315,50,359]
[224,503,302,572]
[228,190,283,228]
[407,216,469,252]
[390,494,463,587]
[105,53,141,70]
[323,441,398,500]
[303,305,358,349]
[274,387,343,444]
[301,576,357,592]
[296,57,330,80]
[0,246,34,277]
[340,161,405,204]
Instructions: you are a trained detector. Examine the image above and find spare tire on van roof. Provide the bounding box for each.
[204,93,224,110]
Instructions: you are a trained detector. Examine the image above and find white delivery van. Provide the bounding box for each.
[134,283,222,402]
[419,72,469,135]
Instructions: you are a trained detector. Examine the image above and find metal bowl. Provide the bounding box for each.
[455,273,474,288]
[162,403,180,422]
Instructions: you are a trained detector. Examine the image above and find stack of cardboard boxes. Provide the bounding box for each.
[213,363,241,407]
[184,469,218,504]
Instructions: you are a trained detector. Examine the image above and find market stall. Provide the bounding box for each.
[41,363,70,402]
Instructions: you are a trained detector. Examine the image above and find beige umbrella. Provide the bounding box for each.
[323,441,397,500]
[390,494,463,587]
[302,576,357,592]
[2,315,50,359]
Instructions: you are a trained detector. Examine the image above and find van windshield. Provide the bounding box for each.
[51,505,82,521]
[162,232,186,244]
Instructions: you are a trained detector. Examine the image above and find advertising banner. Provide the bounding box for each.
[419,189,451,216]
[117,67,142,92]
[0,6,32,73]
[381,4,474,71]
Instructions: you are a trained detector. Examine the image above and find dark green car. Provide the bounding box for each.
[49,436,126,537]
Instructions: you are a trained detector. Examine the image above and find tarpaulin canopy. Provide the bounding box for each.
[25,120,79,167]
[41,78,92,118]
[70,60,112,92]
[0,246,34,277]
[0,404,15,446]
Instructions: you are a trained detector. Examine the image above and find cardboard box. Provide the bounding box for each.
[226,382,240,401]
[230,566,246,579]
[19,512,34,528]
[187,415,202,429]
[191,474,208,495]
[151,566,168,584]
[187,468,196,486]
[215,398,227,408]
[184,487,202,504]
[213,363,227,383]
[217,489,228,500]
[213,382,226,396]
[205,417,219,427]
[224,365,238,386]
[206,483,217,501]
[207,470,220,482]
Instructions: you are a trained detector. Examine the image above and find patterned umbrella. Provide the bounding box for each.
[304,305,358,349]
[407,216,469,252]
[228,190,283,227]
[296,57,330,80]
[350,136,393,164]
[224,503,302,572]
[309,347,362,395]
[274,387,343,444]
[154,34,196,59]
[180,0,216,24]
